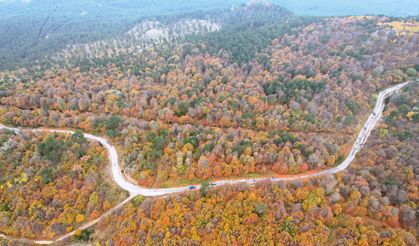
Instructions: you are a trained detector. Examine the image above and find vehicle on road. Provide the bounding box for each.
[0,81,410,246]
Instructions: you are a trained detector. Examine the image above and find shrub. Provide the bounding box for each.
[345,115,353,125]
[346,99,360,114]
[132,195,145,207]
[200,181,210,197]
[37,135,66,164]
[72,130,86,144]
[397,130,413,141]
[106,115,121,137]
[40,167,53,184]
[75,229,93,242]
[175,102,189,117]
[255,202,267,216]
[406,67,417,77]
[274,132,298,146]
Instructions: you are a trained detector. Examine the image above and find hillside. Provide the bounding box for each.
[87,83,419,245]
[0,2,417,245]
[0,0,241,70]
[0,8,417,188]
[0,130,127,240]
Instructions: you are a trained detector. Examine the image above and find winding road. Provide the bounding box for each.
[0,81,412,245]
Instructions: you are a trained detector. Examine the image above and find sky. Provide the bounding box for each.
[272,0,419,17]
[0,0,418,17]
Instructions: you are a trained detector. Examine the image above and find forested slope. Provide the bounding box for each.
[0,0,242,70]
[0,130,127,240]
[1,7,417,187]
[87,83,418,245]
[0,2,417,244]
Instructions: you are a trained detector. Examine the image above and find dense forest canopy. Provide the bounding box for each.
[0,130,127,239]
[0,3,417,188]
[0,0,418,70]
[0,0,242,70]
[0,0,417,245]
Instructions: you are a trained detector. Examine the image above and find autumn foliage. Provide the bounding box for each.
[0,131,126,239]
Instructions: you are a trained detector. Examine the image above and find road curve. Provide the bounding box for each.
[0,81,412,245]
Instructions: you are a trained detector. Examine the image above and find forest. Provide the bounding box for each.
[82,83,419,245]
[0,130,127,240]
[0,1,417,245]
[0,10,417,187]
[0,0,243,70]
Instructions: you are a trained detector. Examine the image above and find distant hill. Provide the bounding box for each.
[0,0,242,70]
[1,0,417,19]
[0,0,242,19]
[0,0,417,70]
